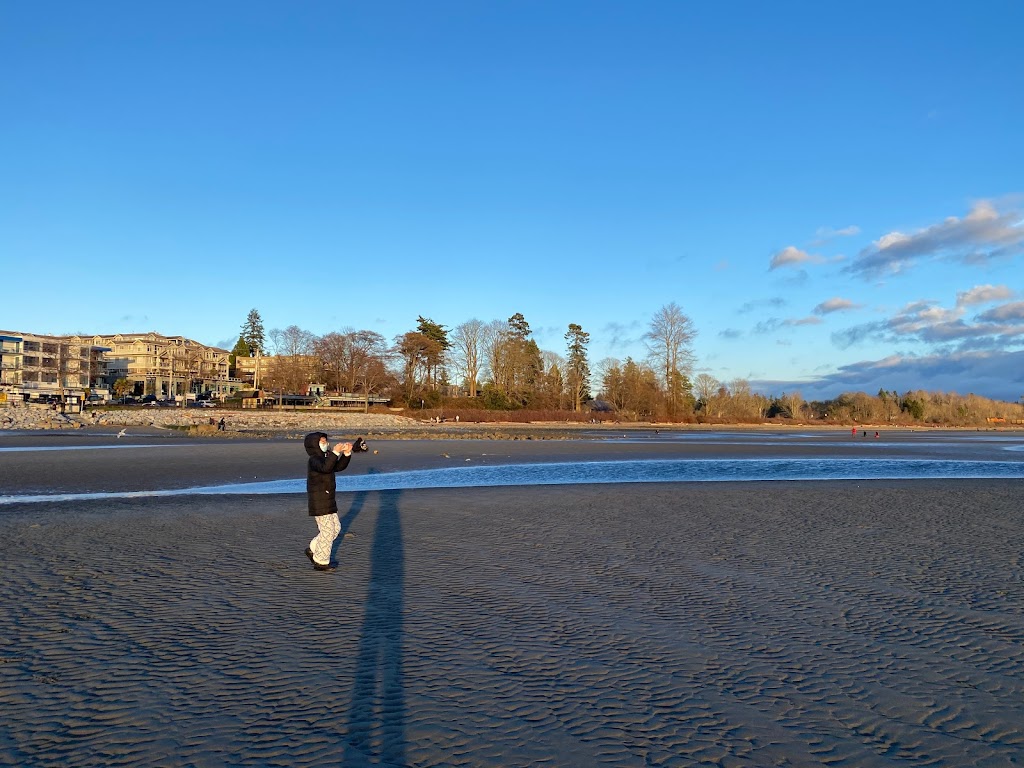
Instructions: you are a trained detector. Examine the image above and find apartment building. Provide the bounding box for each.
[0,330,238,401]
[93,332,236,399]
[0,330,108,400]
[233,353,263,388]
[0,334,23,389]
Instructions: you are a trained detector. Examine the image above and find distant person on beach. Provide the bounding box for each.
[303,432,354,572]
[218,417,225,431]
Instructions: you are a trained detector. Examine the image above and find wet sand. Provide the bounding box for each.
[1,436,1023,766]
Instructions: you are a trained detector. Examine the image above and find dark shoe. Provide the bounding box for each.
[313,562,338,572]
[305,547,315,564]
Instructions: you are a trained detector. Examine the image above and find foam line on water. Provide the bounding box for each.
[2,457,1023,505]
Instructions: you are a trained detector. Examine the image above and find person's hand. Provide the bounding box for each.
[336,442,353,456]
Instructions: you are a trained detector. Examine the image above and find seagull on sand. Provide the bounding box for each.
[116,428,127,439]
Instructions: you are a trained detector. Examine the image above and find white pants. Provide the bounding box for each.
[309,513,340,566]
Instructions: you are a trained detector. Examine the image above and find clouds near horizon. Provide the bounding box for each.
[847,201,1024,279]
[751,349,1024,403]
[832,291,1024,352]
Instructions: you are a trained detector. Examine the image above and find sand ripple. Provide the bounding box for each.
[0,481,1021,766]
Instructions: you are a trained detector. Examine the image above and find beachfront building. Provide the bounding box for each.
[0,330,110,402]
[92,332,237,399]
[233,353,263,388]
[0,329,240,402]
[234,353,316,392]
[0,334,23,390]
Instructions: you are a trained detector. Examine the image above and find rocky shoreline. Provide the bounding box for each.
[0,403,611,440]
[8,401,1006,440]
[0,402,415,435]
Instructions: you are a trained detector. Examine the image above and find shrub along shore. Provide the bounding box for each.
[2,398,1022,439]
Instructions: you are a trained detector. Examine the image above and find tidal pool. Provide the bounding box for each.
[2,457,1023,505]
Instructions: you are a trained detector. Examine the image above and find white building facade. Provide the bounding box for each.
[0,330,240,402]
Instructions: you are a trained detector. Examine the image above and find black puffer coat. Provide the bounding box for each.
[305,431,352,516]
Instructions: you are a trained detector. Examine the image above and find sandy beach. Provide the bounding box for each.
[1,434,1022,766]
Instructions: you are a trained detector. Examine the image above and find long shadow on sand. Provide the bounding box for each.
[342,486,407,766]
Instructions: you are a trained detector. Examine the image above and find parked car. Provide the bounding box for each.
[141,394,157,403]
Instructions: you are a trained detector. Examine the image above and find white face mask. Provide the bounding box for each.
[319,440,329,453]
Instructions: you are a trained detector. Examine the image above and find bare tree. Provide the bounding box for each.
[346,330,388,395]
[692,373,719,404]
[480,319,507,390]
[313,332,350,393]
[451,319,484,397]
[264,326,316,394]
[355,354,393,412]
[782,390,806,420]
[725,378,766,422]
[537,350,566,409]
[693,373,721,420]
[644,302,697,419]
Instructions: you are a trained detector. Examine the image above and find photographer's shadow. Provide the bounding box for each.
[332,469,378,561]
[338,477,407,765]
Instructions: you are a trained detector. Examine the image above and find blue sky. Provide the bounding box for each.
[3,2,1023,401]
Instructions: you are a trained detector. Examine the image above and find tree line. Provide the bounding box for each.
[233,307,1024,425]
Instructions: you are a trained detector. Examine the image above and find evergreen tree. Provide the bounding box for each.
[415,316,450,390]
[240,309,265,355]
[229,336,251,378]
[565,323,591,412]
[501,313,541,406]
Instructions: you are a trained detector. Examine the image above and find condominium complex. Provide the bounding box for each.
[0,330,239,402]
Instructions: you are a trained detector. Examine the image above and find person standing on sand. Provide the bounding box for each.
[304,431,352,571]
[303,432,368,570]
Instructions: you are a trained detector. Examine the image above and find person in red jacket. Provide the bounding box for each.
[303,431,357,571]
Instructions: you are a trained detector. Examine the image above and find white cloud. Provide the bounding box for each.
[847,200,1024,278]
[810,225,861,247]
[737,297,786,315]
[769,246,824,271]
[955,284,1015,307]
[753,315,822,334]
[832,294,1024,350]
[813,297,863,315]
[977,301,1024,323]
[890,301,964,333]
